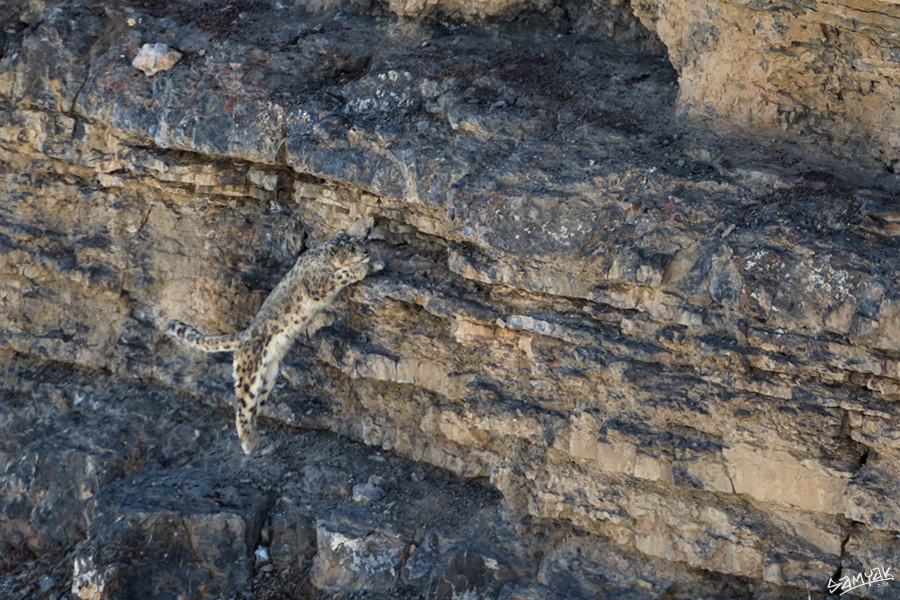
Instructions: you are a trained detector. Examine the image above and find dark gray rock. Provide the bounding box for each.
[266,484,317,574]
[843,454,900,533]
[429,549,510,600]
[0,365,219,559]
[841,527,900,600]
[311,504,411,593]
[1,1,105,112]
[352,474,387,503]
[2,437,121,557]
[497,583,562,600]
[71,469,270,600]
[402,530,442,587]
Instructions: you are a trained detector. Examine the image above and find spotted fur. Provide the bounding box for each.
[166,232,377,453]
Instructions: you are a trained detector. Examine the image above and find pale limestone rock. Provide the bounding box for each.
[131,43,182,77]
[633,0,900,170]
[723,443,850,513]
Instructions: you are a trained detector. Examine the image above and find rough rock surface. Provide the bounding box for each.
[2,0,900,598]
[71,469,270,599]
[633,0,900,175]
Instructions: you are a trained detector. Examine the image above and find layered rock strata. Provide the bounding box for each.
[1,0,900,598]
[634,0,900,175]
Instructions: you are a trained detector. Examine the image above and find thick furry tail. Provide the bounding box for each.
[165,320,243,353]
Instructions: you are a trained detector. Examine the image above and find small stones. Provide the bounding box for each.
[352,475,387,503]
[131,43,182,76]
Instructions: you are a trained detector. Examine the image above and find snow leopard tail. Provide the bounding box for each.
[165,320,243,353]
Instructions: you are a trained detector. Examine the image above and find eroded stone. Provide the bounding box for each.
[311,506,410,593]
[72,470,269,600]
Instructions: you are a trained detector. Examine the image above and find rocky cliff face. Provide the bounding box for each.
[634,0,900,176]
[2,0,900,598]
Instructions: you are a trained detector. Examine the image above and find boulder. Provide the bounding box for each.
[311,505,410,593]
[72,470,270,600]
